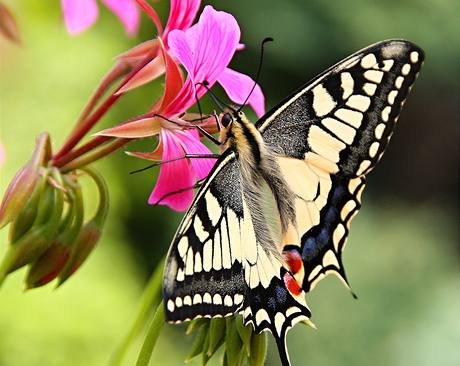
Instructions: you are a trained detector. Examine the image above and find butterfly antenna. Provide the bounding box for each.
[197,81,235,113]
[237,37,273,113]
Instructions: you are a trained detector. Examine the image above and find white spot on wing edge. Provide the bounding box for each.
[382,106,391,122]
[387,90,398,105]
[395,76,404,89]
[167,300,175,312]
[410,51,419,63]
[401,63,411,75]
[375,123,386,139]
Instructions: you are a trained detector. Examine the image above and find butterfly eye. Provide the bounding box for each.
[221,112,232,127]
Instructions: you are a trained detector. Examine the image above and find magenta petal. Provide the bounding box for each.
[175,130,215,180]
[148,130,194,211]
[218,67,266,117]
[167,6,241,113]
[61,0,99,35]
[101,0,140,36]
[163,0,201,45]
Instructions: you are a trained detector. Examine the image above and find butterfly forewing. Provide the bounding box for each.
[257,40,424,293]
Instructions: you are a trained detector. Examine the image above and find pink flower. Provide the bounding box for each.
[61,0,140,36]
[119,2,265,117]
[99,6,265,211]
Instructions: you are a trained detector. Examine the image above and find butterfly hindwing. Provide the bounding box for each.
[257,40,424,292]
[163,151,311,357]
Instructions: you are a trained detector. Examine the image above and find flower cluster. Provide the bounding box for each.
[1,1,268,364]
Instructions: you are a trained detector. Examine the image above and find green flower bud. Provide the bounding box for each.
[0,133,51,229]
[26,178,84,289]
[57,167,108,286]
[0,180,64,283]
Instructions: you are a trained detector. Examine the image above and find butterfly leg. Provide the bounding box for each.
[130,154,220,174]
[151,178,207,206]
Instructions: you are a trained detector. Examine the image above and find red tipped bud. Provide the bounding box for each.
[0,3,21,44]
[26,241,71,289]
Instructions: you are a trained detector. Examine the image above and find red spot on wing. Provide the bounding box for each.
[283,249,303,274]
[283,272,302,296]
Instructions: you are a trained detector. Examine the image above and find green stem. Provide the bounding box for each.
[109,259,164,366]
[59,138,129,173]
[135,302,165,366]
[52,50,157,163]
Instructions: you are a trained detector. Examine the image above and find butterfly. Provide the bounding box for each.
[162,39,424,365]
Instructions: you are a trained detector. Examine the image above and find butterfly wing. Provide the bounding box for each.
[163,150,310,364]
[256,40,424,292]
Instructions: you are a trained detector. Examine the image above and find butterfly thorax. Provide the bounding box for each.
[220,111,297,251]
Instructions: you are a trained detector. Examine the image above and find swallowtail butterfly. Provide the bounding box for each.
[162,40,424,365]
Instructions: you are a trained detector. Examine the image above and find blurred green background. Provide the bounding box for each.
[0,0,459,365]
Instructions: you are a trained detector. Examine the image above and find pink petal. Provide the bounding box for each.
[163,0,201,47]
[61,0,99,35]
[175,130,215,180]
[149,130,195,211]
[101,0,140,36]
[218,67,265,117]
[97,116,161,138]
[117,55,165,94]
[166,6,241,113]
[118,39,159,64]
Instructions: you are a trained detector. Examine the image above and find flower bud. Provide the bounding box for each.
[57,219,101,285]
[26,179,84,289]
[0,164,40,230]
[25,240,71,289]
[57,167,109,286]
[0,3,21,44]
[0,182,64,283]
[0,133,51,229]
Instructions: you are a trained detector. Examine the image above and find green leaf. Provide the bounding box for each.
[185,324,209,362]
[207,317,226,356]
[249,332,267,366]
[235,316,252,357]
[225,318,243,366]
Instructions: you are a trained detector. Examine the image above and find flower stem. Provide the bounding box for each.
[59,138,129,173]
[109,259,164,366]
[75,62,129,129]
[52,51,157,163]
[135,302,165,366]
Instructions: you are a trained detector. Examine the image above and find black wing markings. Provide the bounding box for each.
[256,40,423,294]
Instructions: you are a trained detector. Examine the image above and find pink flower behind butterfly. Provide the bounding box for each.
[100,6,266,211]
[61,0,140,36]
